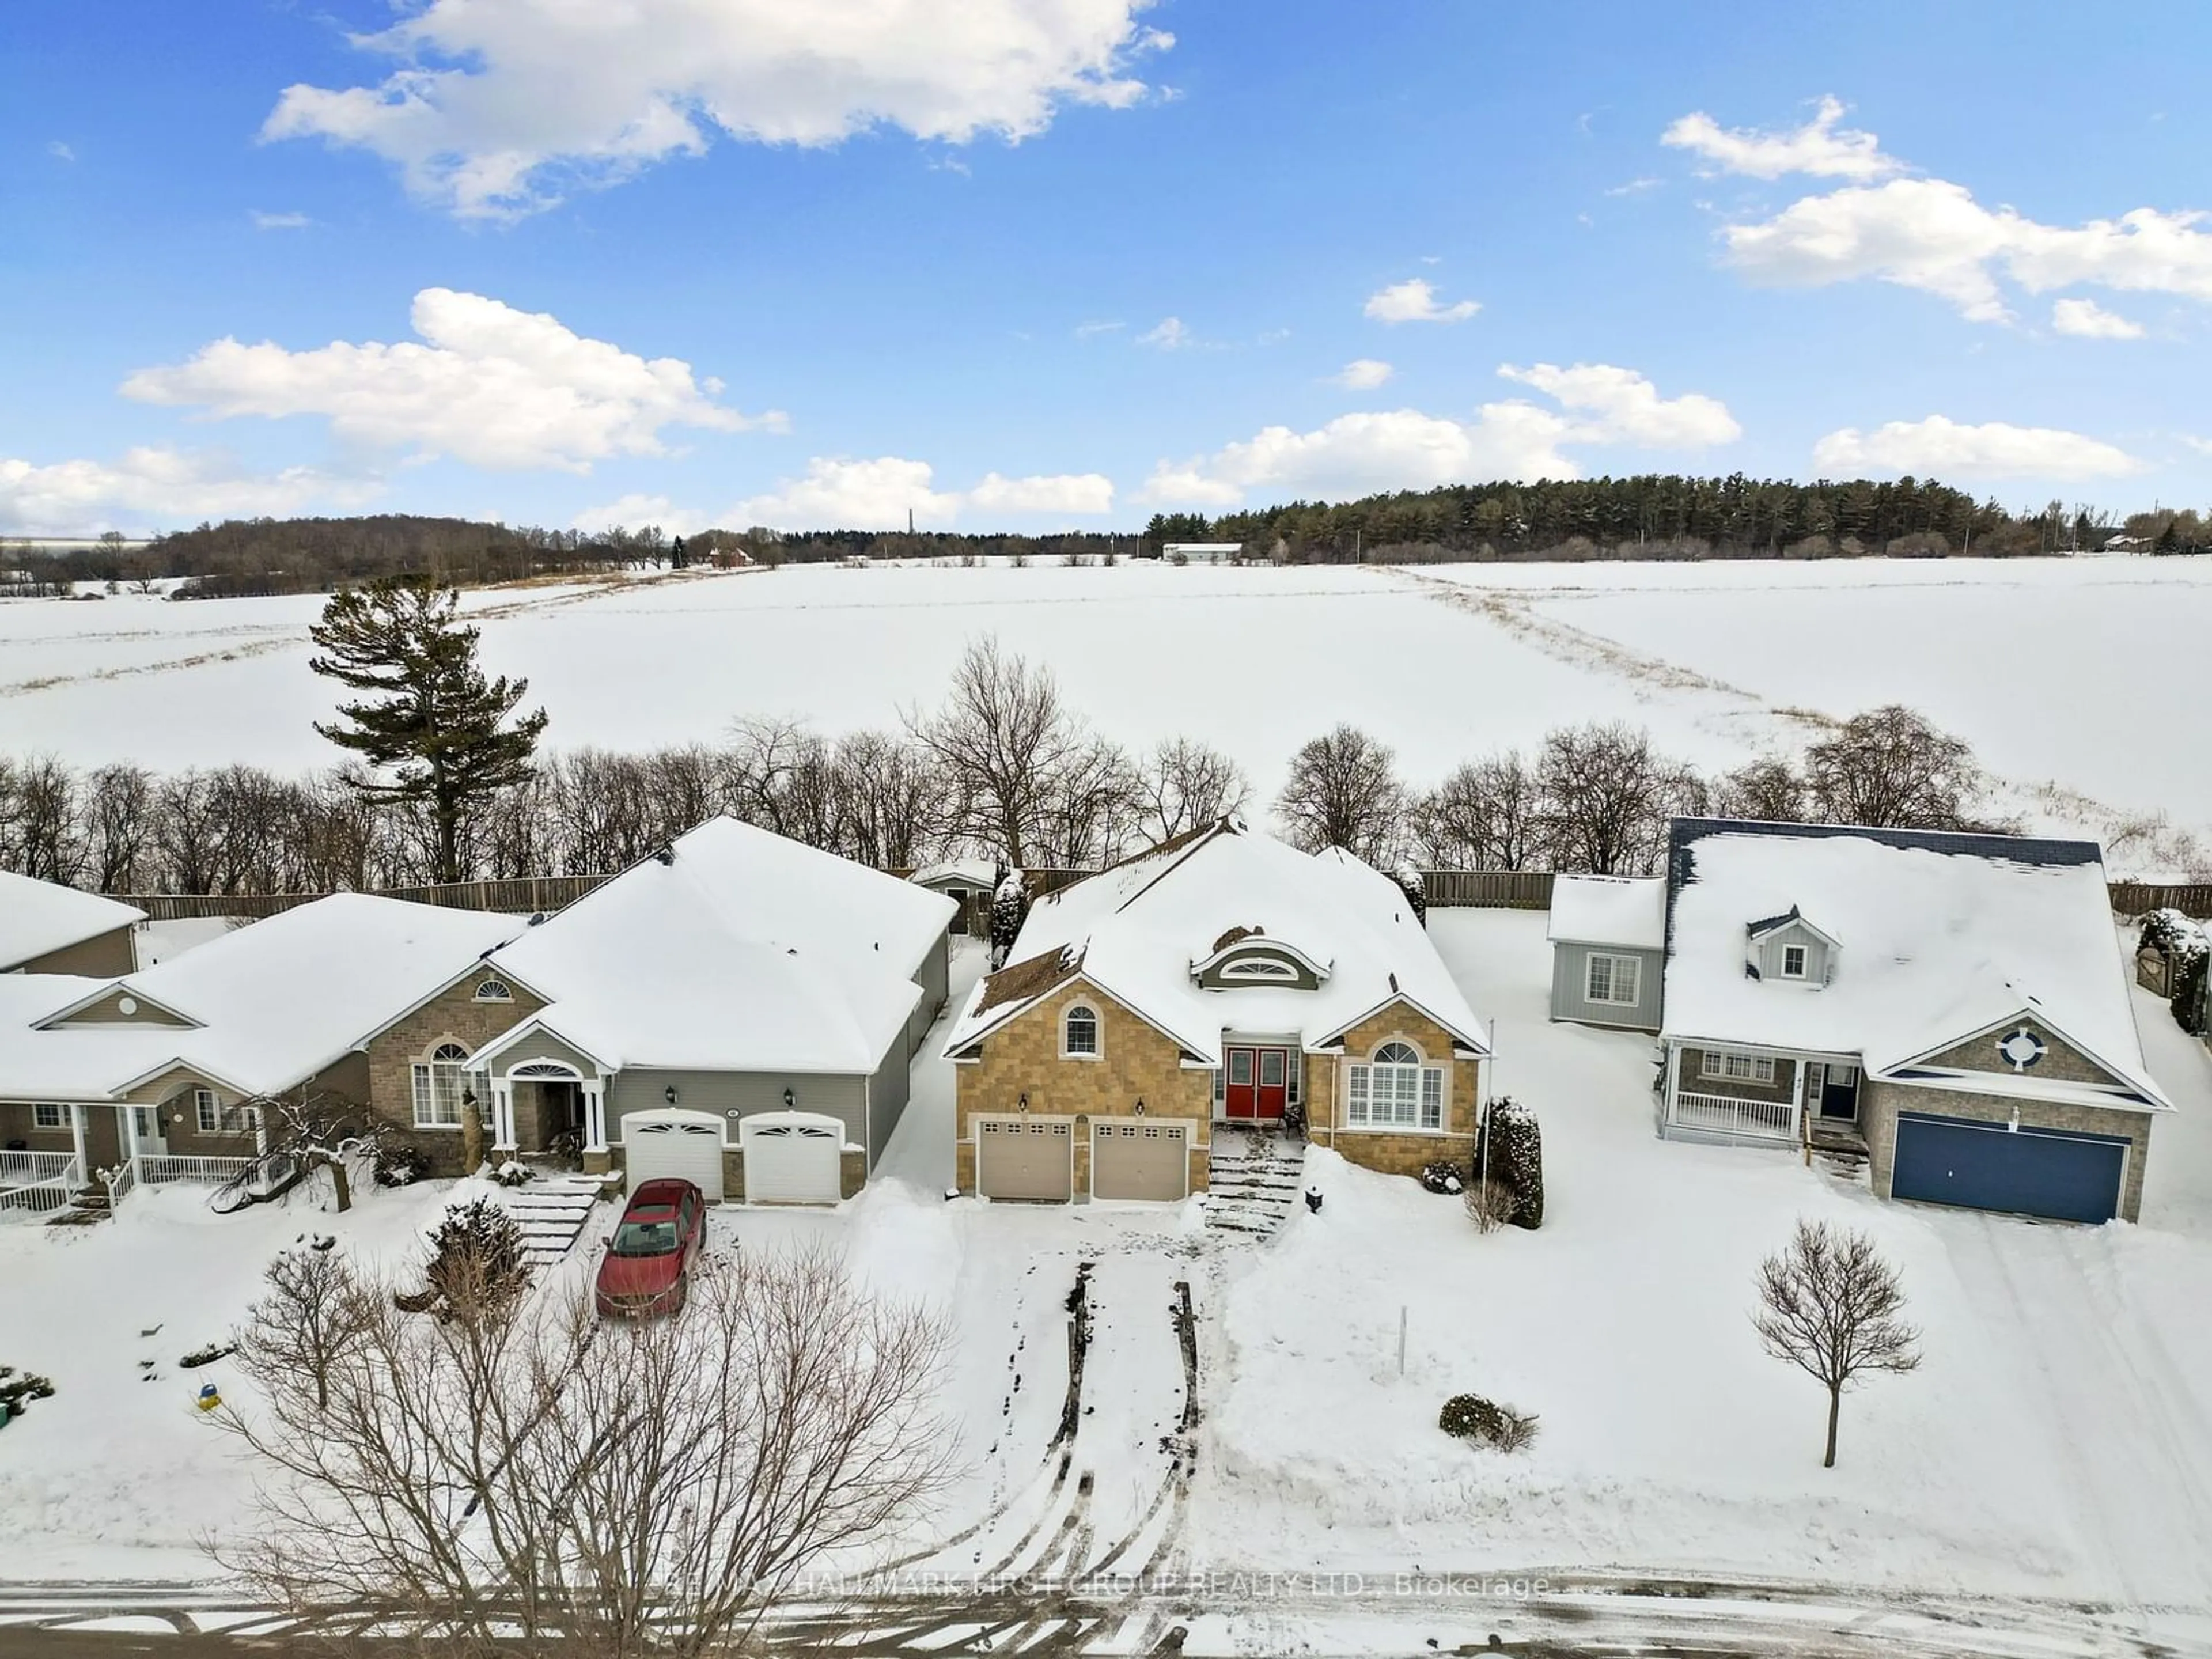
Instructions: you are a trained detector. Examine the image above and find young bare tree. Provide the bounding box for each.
[1411,752,1546,869]
[235,1245,372,1414]
[1534,722,1698,875]
[1753,1218,1922,1468]
[1138,737,1250,843]
[907,637,1087,868]
[248,1084,379,1211]
[217,1243,952,1656]
[1803,706,1980,830]
[1274,725,1406,862]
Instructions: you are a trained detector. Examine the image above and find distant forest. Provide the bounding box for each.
[6,474,2205,598]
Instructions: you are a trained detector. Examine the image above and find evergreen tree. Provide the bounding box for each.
[308,577,548,883]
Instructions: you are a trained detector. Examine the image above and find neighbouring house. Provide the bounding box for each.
[1646,818,2170,1224]
[0,895,525,1210]
[940,819,1491,1203]
[1547,874,1665,1032]
[910,858,999,936]
[427,817,957,1206]
[1160,541,1245,564]
[0,872,145,977]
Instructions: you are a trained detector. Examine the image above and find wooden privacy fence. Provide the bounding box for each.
[104,867,2211,923]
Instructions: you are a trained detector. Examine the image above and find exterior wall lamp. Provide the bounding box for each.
[664,1085,680,1105]
[783,1086,796,1109]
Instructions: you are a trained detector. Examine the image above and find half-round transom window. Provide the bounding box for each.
[430,1041,469,1063]
[1373,1040,1421,1065]
[474,978,514,1003]
[1063,1005,1100,1056]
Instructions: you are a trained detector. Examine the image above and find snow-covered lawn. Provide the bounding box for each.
[3,925,2209,1618]
[7,556,2211,872]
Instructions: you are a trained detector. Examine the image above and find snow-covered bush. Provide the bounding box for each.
[1438,1392,1540,1453]
[419,1198,530,1324]
[989,869,1030,969]
[0,1365,56,1418]
[1393,865,1429,928]
[373,1143,433,1188]
[1419,1160,1465,1195]
[2141,909,2210,1035]
[1479,1098,1545,1230]
[491,1160,533,1188]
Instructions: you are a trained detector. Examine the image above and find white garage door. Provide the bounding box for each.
[623,1109,726,1200]
[740,1111,845,1205]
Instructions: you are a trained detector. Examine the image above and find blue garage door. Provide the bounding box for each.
[1891,1112,2127,1224]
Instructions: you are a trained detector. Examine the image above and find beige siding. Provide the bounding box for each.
[13,926,137,978]
[43,987,193,1028]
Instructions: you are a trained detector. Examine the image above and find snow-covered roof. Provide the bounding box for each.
[1547,874,1666,950]
[0,872,145,971]
[1661,820,2168,1111]
[944,820,1489,1063]
[485,816,951,1074]
[0,895,525,1103]
[910,859,997,892]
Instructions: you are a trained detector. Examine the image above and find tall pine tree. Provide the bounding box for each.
[309,577,548,883]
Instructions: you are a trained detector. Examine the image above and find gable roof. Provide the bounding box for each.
[1660,819,2166,1109]
[483,816,951,1075]
[944,820,1489,1063]
[0,872,145,971]
[1547,874,1666,950]
[0,895,527,1104]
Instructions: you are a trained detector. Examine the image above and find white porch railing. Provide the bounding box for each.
[104,1158,138,1207]
[136,1153,253,1187]
[0,1156,81,1217]
[1671,1089,1798,1141]
[0,1150,75,1188]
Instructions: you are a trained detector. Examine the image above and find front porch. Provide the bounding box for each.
[1660,1041,1865,1150]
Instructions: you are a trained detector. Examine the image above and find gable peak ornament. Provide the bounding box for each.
[1996,1025,2047,1073]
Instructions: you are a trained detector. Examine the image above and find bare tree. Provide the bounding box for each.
[235,1245,373,1414]
[218,1243,953,1656]
[1710,756,1808,825]
[1274,725,1406,862]
[249,1084,379,1211]
[907,637,1088,867]
[1411,752,1546,869]
[81,763,157,892]
[836,730,945,869]
[1804,706,1980,830]
[1138,737,1249,842]
[4,756,84,885]
[1030,733,1143,867]
[1753,1218,1921,1468]
[1534,722,1697,876]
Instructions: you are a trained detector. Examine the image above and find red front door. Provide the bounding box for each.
[1224,1047,1287,1120]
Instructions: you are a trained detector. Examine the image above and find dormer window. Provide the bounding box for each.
[1781,945,1807,980]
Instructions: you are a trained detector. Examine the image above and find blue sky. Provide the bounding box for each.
[4,0,2208,536]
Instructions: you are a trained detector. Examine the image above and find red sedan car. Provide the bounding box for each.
[594,1177,707,1319]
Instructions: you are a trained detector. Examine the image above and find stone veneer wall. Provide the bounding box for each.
[363,977,548,1176]
[1305,1002,1482,1178]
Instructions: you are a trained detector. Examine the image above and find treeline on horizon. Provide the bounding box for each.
[7,474,2207,599]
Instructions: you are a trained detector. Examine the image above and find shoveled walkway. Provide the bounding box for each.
[497,1173,611,1271]
[1203,1125,1305,1238]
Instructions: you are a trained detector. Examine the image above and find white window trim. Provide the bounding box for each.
[1699,1049,1777,1084]
[412,1039,472,1130]
[33,1102,66,1130]
[1344,1040,1448,1134]
[1060,1002,1103,1062]
[1585,951,1642,1007]
[1779,944,1808,980]
[472,977,515,1003]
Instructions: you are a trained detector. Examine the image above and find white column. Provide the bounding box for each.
[583,1082,608,1153]
[492,1082,518,1153]
[70,1103,89,1174]
[1664,1043,1684,1127]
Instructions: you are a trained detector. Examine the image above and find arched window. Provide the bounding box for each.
[1062,1003,1101,1059]
[473,977,515,1003]
[1347,1040,1444,1131]
[412,1040,471,1128]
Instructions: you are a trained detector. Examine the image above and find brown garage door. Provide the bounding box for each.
[977,1117,1073,1201]
[1092,1120,1189,1201]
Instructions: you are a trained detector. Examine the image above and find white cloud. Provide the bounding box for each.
[119,288,779,473]
[1363,278,1480,324]
[1138,316,1190,349]
[1074,319,1126,338]
[1331,358,1395,391]
[261,0,1172,218]
[1661,94,1899,181]
[47,141,75,162]
[2051,296,2146,339]
[0,448,372,536]
[1140,363,1736,507]
[1717,175,2212,323]
[2182,434,2212,457]
[582,457,1117,532]
[1604,177,1662,197]
[249,209,312,230]
[1811,415,2145,480]
[1495,362,1741,446]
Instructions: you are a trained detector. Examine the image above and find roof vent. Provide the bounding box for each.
[528,912,548,926]
[654,845,676,866]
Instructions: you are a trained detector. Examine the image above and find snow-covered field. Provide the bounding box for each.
[5,924,2210,1639]
[4,556,2210,875]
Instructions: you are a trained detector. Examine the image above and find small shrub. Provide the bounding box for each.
[421,1198,531,1324]
[1279,1099,1309,1140]
[491,1160,534,1188]
[1438,1392,1540,1453]
[1420,1160,1465,1196]
[0,1365,57,1417]
[179,1342,236,1369]
[1480,1099,1544,1230]
[1463,1180,1516,1233]
[373,1142,434,1188]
